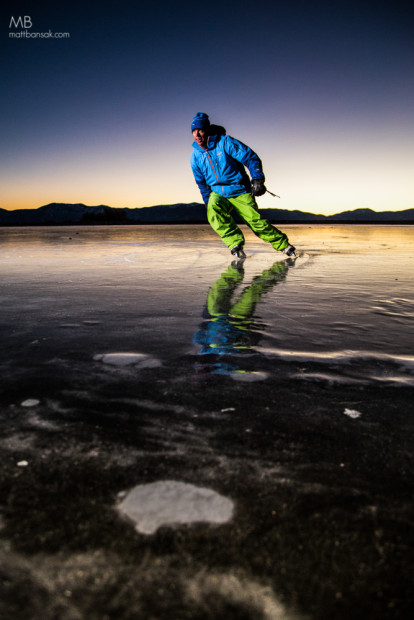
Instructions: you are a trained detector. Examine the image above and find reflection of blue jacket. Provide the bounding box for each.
[194,315,255,355]
[191,134,265,204]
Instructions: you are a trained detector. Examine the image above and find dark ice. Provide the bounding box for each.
[1,224,413,619]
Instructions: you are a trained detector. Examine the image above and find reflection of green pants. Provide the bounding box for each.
[207,261,288,319]
[207,192,289,251]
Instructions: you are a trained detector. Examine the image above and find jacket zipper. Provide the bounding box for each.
[203,146,225,197]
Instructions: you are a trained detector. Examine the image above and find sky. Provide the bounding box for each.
[1,0,413,215]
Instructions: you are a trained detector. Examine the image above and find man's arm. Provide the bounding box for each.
[223,136,265,181]
[224,136,267,196]
[191,156,211,204]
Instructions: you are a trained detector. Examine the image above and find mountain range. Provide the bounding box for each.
[1,203,413,226]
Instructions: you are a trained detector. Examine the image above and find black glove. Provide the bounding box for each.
[251,178,266,197]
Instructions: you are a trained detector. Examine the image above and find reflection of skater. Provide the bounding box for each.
[190,112,296,259]
[194,260,290,373]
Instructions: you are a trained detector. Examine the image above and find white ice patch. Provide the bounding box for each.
[93,352,160,368]
[116,480,234,535]
[257,348,414,368]
[185,572,304,620]
[344,408,362,419]
[293,372,367,385]
[21,399,40,407]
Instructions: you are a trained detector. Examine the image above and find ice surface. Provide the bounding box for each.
[116,480,234,534]
[1,224,413,388]
[1,225,413,619]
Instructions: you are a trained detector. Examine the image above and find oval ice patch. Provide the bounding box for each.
[116,480,234,535]
[93,352,160,368]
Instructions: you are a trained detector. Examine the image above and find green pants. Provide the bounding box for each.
[207,192,289,251]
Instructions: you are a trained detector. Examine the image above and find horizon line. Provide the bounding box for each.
[2,202,414,218]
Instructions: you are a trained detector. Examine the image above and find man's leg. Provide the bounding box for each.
[207,192,245,250]
[229,193,289,251]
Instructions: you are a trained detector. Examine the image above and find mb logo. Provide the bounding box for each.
[9,16,33,28]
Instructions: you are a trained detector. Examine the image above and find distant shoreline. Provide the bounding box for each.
[1,221,414,227]
[1,202,413,226]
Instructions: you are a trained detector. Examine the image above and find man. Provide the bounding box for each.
[190,112,296,259]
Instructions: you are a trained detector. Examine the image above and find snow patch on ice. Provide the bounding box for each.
[185,571,304,620]
[21,399,40,407]
[258,348,414,367]
[293,372,367,385]
[344,408,362,419]
[27,414,60,431]
[116,480,234,535]
[93,352,161,368]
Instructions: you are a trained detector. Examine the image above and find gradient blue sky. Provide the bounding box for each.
[1,0,413,214]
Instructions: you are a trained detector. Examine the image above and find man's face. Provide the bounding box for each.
[192,128,208,148]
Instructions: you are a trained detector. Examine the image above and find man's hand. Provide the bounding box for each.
[251,178,266,197]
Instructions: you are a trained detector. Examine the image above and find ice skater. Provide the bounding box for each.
[190,112,296,260]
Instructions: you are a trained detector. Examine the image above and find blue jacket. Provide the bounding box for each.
[191,134,265,204]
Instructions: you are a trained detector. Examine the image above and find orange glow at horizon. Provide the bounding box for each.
[2,133,413,216]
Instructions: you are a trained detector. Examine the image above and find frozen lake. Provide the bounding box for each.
[1,224,413,620]
[1,224,413,387]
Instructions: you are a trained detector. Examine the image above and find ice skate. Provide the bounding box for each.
[282,244,296,258]
[230,244,246,260]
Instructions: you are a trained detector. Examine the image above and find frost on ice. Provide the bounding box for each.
[93,352,160,368]
[344,408,362,419]
[21,399,40,407]
[116,480,234,535]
